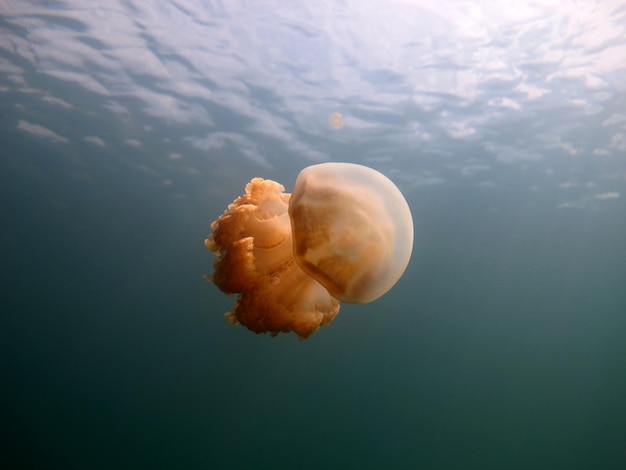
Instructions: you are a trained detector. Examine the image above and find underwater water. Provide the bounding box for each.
[1,1,625,468]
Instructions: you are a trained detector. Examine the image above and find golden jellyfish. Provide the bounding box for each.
[204,162,414,339]
[328,112,344,129]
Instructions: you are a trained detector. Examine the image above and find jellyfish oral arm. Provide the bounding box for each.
[206,177,339,339]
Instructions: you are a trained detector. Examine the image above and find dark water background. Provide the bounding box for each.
[2,1,626,468]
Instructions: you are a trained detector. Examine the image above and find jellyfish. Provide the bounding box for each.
[328,112,344,129]
[204,162,413,339]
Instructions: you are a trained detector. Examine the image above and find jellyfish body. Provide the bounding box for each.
[328,112,344,129]
[205,162,413,338]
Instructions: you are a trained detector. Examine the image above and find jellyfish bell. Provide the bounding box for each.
[205,162,413,338]
[289,163,413,304]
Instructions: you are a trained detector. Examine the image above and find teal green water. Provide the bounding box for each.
[3,139,624,468]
